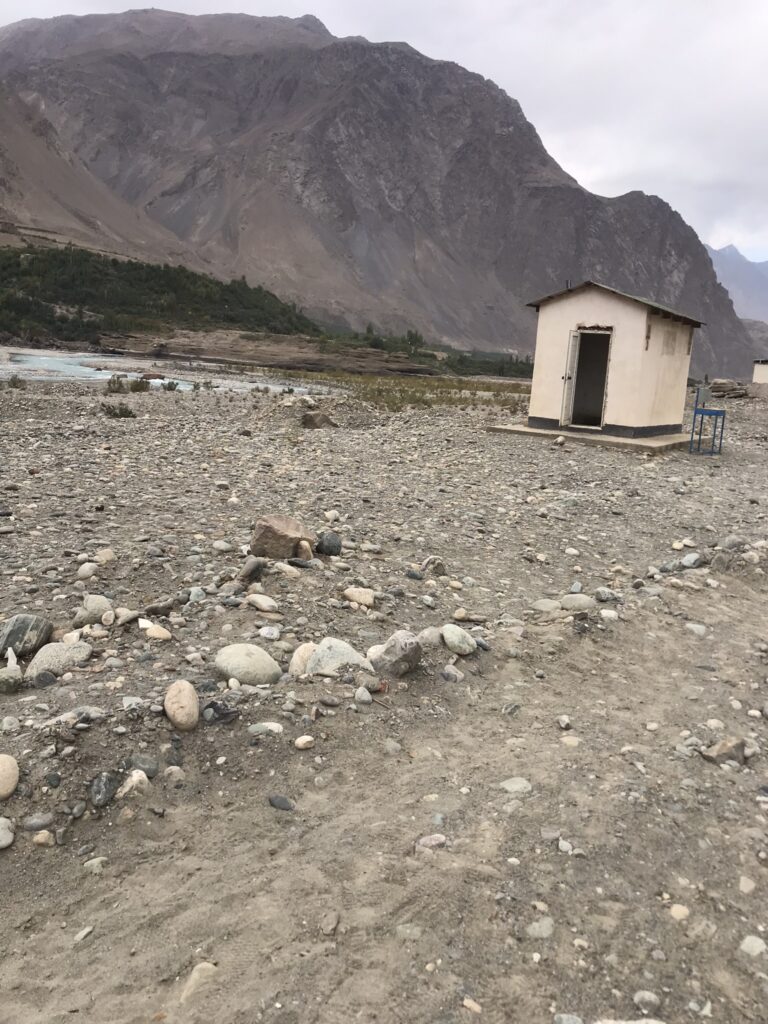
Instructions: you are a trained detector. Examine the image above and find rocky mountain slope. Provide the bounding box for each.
[0,10,757,374]
[706,244,768,323]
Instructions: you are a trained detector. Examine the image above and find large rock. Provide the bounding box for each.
[368,631,422,677]
[249,515,316,559]
[0,754,19,800]
[214,644,281,686]
[26,641,92,679]
[441,624,477,656]
[305,638,373,677]
[0,614,54,658]
[164,679,200,731]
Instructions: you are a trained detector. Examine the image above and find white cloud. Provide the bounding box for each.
[1,0,766,258]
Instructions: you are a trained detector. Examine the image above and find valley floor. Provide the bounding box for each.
[1,381,767,1024]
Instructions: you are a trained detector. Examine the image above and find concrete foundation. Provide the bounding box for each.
[488,423,690,453]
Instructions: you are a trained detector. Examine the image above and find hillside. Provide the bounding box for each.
[0,246,320,342]
[0,9,758,375]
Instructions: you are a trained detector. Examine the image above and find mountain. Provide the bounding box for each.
[0,88,206,267]
[706,244,768,323]
[0,9,757,374]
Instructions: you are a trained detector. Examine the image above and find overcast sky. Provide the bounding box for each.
[1,0,766,259]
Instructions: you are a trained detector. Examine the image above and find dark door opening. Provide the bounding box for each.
[571,332,610,427]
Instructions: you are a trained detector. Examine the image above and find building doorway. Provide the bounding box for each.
[567,331,611,427]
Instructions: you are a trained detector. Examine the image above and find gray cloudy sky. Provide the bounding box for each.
[1,0,766,259]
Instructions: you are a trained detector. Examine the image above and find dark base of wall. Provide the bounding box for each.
[527,417,683,438]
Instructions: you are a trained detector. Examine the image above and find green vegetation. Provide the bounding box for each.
[279,368,530,413]
[101,401,136,419]
[7,373,26,389]
[0,244,534,381]
[0,245,320,343]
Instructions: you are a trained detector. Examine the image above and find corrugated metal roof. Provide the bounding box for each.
[526,280,704,327]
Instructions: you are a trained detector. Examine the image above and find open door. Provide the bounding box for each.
[560,331,580,426]
[571,331,611,427]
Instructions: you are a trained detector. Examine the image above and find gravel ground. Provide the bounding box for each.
[1,379,768,1024]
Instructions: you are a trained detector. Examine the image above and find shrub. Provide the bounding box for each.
[160,380,179,391]
[128,378,150,393]
[101,401,136,419]
[106,374,126,393]
[8,374,26,389]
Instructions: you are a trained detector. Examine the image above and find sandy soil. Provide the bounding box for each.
[1,381,767,1024]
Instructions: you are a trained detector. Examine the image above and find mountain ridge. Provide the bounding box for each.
[706,243,768,323]
[0,9,757,374]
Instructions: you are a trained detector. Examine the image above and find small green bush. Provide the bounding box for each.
[8,374,26,389]
[101,401,136,419]
[128,378,151,393]
[106,374,126,393]
[160,380,179,391]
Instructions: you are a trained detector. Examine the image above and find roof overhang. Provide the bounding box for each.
[526,280,704,328]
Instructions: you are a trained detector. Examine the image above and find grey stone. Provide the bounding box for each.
[681,552,703,568]
[594,587,620,603]
[560,594,596,612]
[214,644,281,686]
[0,817,15,850]
[685,623,707,638]
[554,1016,584,1024]
[499,777,532,795]
[531,598,561,613]
[305,637,373,677]
[0,666,23,695]
[526,916,554,939]
[316,531,342,556]
[73,594,112,628]
[355,685,373,705]
[26,641,92,679]
[0,614,54,658]
[268,794,294,811]
[368,630,422,677]
[22,812,54,831]
[441,623,477,655]
[89,771,121,808]
[128,753,160,779]
[633,991,661,1013]
[238,555,268,583]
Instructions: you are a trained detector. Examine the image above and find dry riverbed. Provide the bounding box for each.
[1,380,768,1024]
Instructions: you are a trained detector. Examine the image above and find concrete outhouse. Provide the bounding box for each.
[753,360,768,384]
[526,281,703,437]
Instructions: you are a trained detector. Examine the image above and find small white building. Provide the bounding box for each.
[753,360,768,384]
[526,281,703,438]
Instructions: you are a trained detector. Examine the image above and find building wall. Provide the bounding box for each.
[637,316,693,428]
[528,286,693,432]
[753,363,768,384]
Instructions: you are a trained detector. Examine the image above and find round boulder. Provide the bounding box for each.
[163,679,200,732]
[0,754,19,800]
[441,624,477,656]
[214,644,282,686]
[26,641,93,679]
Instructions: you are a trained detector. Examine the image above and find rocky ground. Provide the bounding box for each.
[1,378,768,1024]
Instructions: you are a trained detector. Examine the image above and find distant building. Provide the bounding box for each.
[526,281,703,438]
[753,359,768,384]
